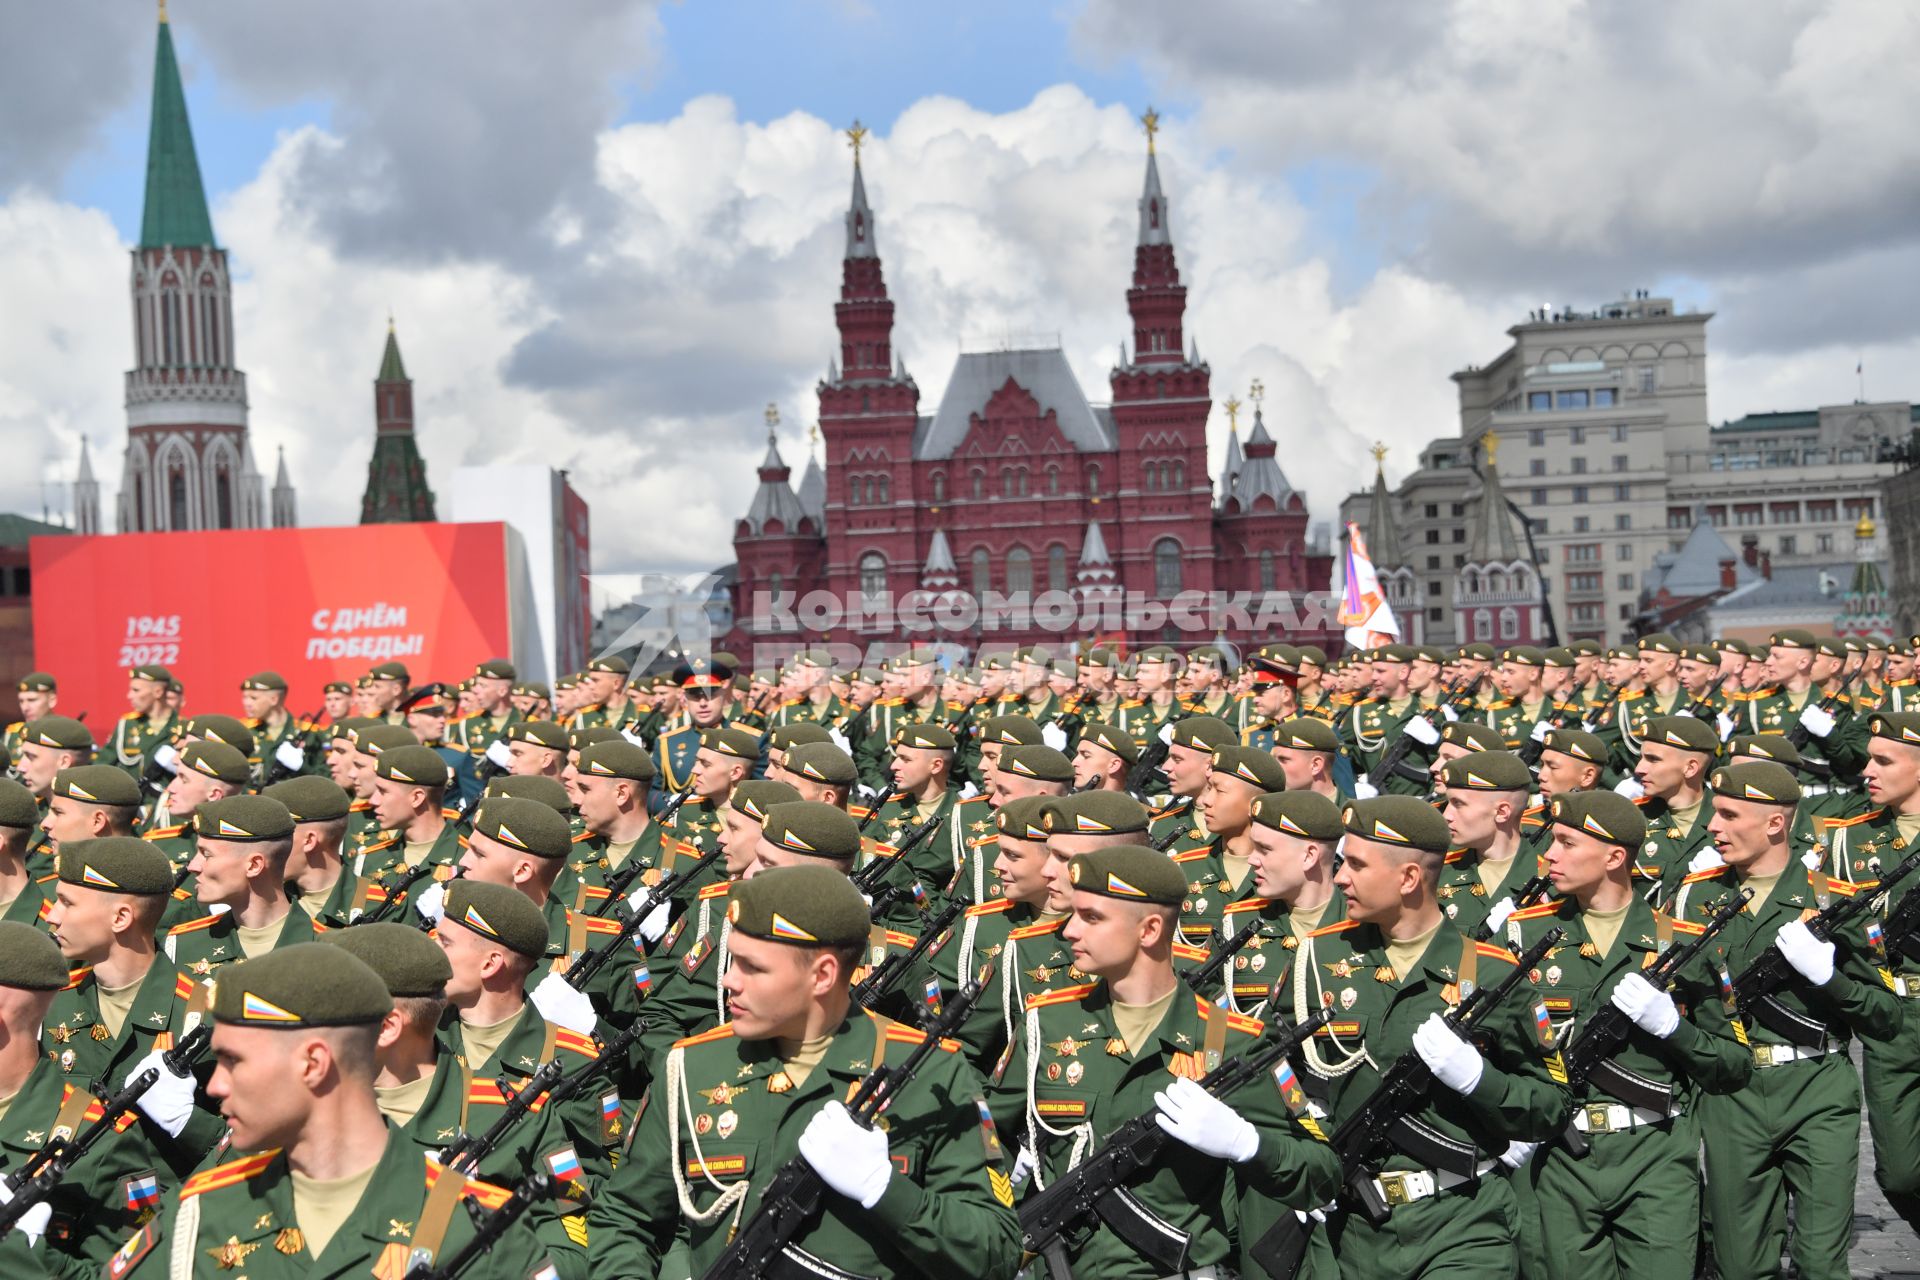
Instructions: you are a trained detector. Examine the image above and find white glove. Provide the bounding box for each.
[1485,898,1517,934]
[1613,777,1646,800]
[620,727,649,748]
[959,781,980,799]
[829,728,852,754]
[1687,847,1725,875]
[1009,1144,1038,1189]
[1775,919,1835,987]
[1528,720,1552,744]
[1799,705,1836,738]
[484,739,514,770]
[1406,717,1440,747]
[413,881,446,923]
[1292,1204,1331,1225]
[1412,1012,1485,1095]
[1610,972,1680,1039]
[530,973,599,1036]
[1440,704,1460,722]
[1157,722,1177,745]
[153,742,180,775]
[0,1179,50,1245]
[626,892,671,943]
[1041,723,1069,751]
[122,1049,196,1138]
[274,740,305,772]
[1152,1076,1260,1163]
[798,1100,892,1209]
[1675,706,1698,720]
[1351,780,1380,800]
[1499,1140,1539,1170]
[1715,712,1736,741]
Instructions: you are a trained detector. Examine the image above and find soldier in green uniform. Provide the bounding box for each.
[448,659,523,760]
[1629,716,1718,904]
[103,942,551,1279]
[1436,751,1544,939]
[1115,646,1185,759]
[267,775,360,927]
[1482,645,1552,751]
[566,656,631,733]
[239,671,316,786]
[1269,716,1354,805]
[1674,761,1899,1280]
[659,726,756,855]
[770,648,848,730]
[14,717,94,876]
[317,678,352,728]
[362,660,410,725]
[1292,796,1570,1280]
[1223,790,1347,1019]
[1524,728,1610,859]
[354,744,462,891]
[1171,743,1291,945]
[781,741,857,810]
[1510,792,1750,1280]
[1147,715,1235,855]
[144,739,249,870]
[1344,645,1444,797]
[39,763,143,893]
[855,725,986,907]
[166,796,324,979]
[1736,630,1868,786]
[653,657,743,801]
[0,780,48,929]
[1067,719,1137,795]
[554,739,669,914]
[1239,649,1302,752]
[853,649,945,793]
[2,672,56,763]
[106,665,177,782]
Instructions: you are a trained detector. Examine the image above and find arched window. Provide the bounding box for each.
[168,465,188,530]
[767,570,783,599]
[1017,468,1029,497]
[971,470,984,499]
[1086,464,1101,495]
[214,466,234,530]
[1474,611,1492,642]
[1006,547,1033,594]
[1489,571,1507,594]
[970,548,991,595]
[876,475,890,504]
[1499,607,1519,641]
[1146,464,1160,492]
[1047,544,1068,591]
[1046,466,1059,495]
[203,295,221,365]
[1153,539,1182,597]
[850,478,864,505]
[931,473,946,503]
[1001,468,1014,498]
[859,552,887,598]
[1259,549,1275,592]
[1171,460,1185,489]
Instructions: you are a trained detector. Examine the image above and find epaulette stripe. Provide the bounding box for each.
[142,826,186,840]
[1472,942,1517,962]
[1169,848,1210,863]
[965,898,1019,917]
[1025,982,1099,1010]
[1009,920,1064,940]
[1681,869,1727,885]
[167,915,222,936]
[63,966,92,991]
[1823,809,1885,829]
[1172,942,1208,962]
[571,830,596,844]
[1225,1011,1264,1033]
[672,1023,737,1049]
[554,1030,600,1056]
[1221,897,1274,914]
[581,917,622,935]
[1827,881,1862,898]
[173,974,196,999]
[882,930,916,946]
[697,882,731,900]
[1510,903,1560,920]
[180,1150,280,1199]
[1670,919,1707,936]
[1307,920,1361,938]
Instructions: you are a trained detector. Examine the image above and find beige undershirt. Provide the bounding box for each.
[95,977,142,1041]
[459,1007,524,1073]
[1669,799,1704,832]
[1894,814,1920,847]
[773,1034,835,1090]
[402,839,438,869]
[373,1068,438,1126]
[604,838,640,875]
[1742,868,1786,913]
[290,1159,382,1259]
[1112,986,1180,1058]
[1386,921,1443,983]
[1288,895,1334,941]
[1475,854,1517,898]
[235,918,284,959]
[1584,903,1632,959]
[1221,851,1252,892]
[297,882,335,921]
[0,1087,20,1130]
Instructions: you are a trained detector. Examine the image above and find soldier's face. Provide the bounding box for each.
[435,920,507,1005]
[1248,827,1313,901]
[991,836,1050,906]
[1677,660,1714,693]
[41,796,103,849]
[47,884,123,963]
[1634,743,1698,800]
[15,744,65,797]
[164,768,217,817]
[718,808,763,876]
[1545,827,1621,898]
[1253,683,1292,720]
[15,690,51,719]
[1708,797,1785,867]
[1039,843,1077,915]
[722,931,831,1040]
[1863,738,1920,809]
[1536,751,1597,801]
[472,677,512,710]
[1198,772,1256,837]
[348,751,381,798]
[1333,837,1426,924]
[507,742,562,778]
[1063,892,1164,979]
[325,741,354,785]
[686,687,728,728]
[989,772,1060,807]
[573,775,624,833]
[457,832,528,888]
[692,749,742,800]
[188,837,260,907]
[1162,743,1212,798]
[239,689,277,720]
[127,678,164,714]
[1810,652,1843,683]
[367,678,403,713]
[976,743,1004,790]
[1136,662,1170,694]
[207,1025,317,1151]
[1889,653,1916,682]
[788,777,843,808]
[1442,788,1505,848]
[1271,746,1323,792]
[370,776,423,829]
[1071,742,1115,790]
[406,708,448,743]
[889,747,937,792]
[323,691,352,720]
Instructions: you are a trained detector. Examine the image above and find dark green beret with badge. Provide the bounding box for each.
[328,716,376,742]
[443,881,549,959]
[995,796,1053,841]
[1250,790,1343,841]
[350,724,418,755]
[1442,750,1532,792]
[375,744,452,789]
[1210,744,1287,792]
[996,744,1073,785]
[760,801,860,862]
[727,865,869,949]
[1041,791,1150,837]
[184,714,256,755]
[1606,647,1636,661]
[1078,721,1138,764]
[702,726,764,761]
[728,779,800,824]
[1541,728,1607,766]
[1297,645,1329,667]
[1768,629,1815,651]
[195,795,294,843]
[1457,643,1496,662]
[179,741,250,787]
[1551,791,1645,848]
[784,742,858,787]
[1569,640,1602,657]
[894,724,956,752]
[1374,645,1416,665]
[323,681,353,696]
[1710,761,1801,806]
[213,943,392,1027]
[1441,721,1508,753]
[22,716,91,752]
[323,922,452,998]
[366,662,410,683]
[587,654,631,675]
[0,920,69,991]
[1081,647,1116,669]
[264,775,352,824]
[567,726,621,752]
[1501,646,1545,667]
[51,764,141,807]
[58,837,173,896]
[1342,795,1451,854]
[128,664,172,683]
[1644,715,1719,755]
[768,723,833,756]
[1168,716,1236,753]
[471,796,570,860]
[240,671,287,692]
[980,715,1042,747]
[1680,645,1718,666]
[1637,632,1681,655]
[0,779,38,829]
[506,720,568,751]
[474,659,517,680]
[1543,647,1576,669]
[1867,712,1920,747]
[483,775,572,812]
[15,672,54,694]
[1067,846,1185,907]
[576,740,656,783]
[1726,734,1802,768]
[1274,717,1338,753]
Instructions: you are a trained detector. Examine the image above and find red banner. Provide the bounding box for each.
[31,523,514,729]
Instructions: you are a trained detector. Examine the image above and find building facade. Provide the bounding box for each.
[360,324,438,523]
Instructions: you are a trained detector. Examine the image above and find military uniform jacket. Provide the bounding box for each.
[1215,889,1348,1020]
[940,802,1003,906]
[1341,698,1435,795]
[244,715,316,788]
[987,980,1340,1278]
[1737,686,1869,781]
[165,903,326,979]
[1674,861,1901,1050]
[352,817,464,884]
[443,1008,616,1184]
[1288,919,1570,1179]
[851,790,981,909]
[1505,895,1751,1110]
[1145,796,1211,857]
[655,794,723,855]
[1436,846,1543,939]
[105,1129,546,1280]
[1634,795,1715,905]
[928,898,1078,1079]
[852,697,939,792]
[592,1010,1020,1280]
[449,708,523,759]
[770,693,847,730]
[43,961,195,1091]
[551,822,669,914]
[565,701,629,734]
[107,710,176,781]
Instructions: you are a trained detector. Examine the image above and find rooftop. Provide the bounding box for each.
[915,347,1114,460]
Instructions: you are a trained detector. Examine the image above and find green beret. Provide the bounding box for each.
[15,673,54,693]
[726,865,869,948]
[1414,646,1447,666]
[1342,796,1450,854]
[701,726,764,761]
[1041,791,1151,837]
[57,837,174,896]
[1439,721,1505,753]
[1441,750,1533,792]
[1606,647,1637,661]
[554,674,582,691]
[194,795,294,843]
[783,742,858,788]
[1067,846,1185,907]
[1680,645,1718,666]
[995,796,1053,841]
[1297,646,1329,667]
[470,796,571,860]
[575,740,656,783]
[264,775,352,824]
[443,881,549,959]
[323,922,452,998]
[482,775,572,812]
[1542,729,1608,766]
[996,745,1073,785]
[1273,718,1338,753]
[366,662,410,683]
[240,671,287,692]
[1550,792,1646,849]
[1077,721,1138,764]
[760,801,860,862]
[505,720,568,751]
[1374,645,1416,664]
[351,724,418,755]
[1568,640,1603,657]
[515,682,550,700]
[1135,645,1178,666]
[587,654,631,675]
[375,745,452,789]
[1167,716,1236,753]
[322,681,353,695]
[0,921,69,991]
[1500,646,1545,667]
[1183,646,1221,670]
[1458,643,1496,662]
[894,724,956,752]
[1210,744,1287,791]
[1643,715,1718,755]
[328,716,377,742]
[1712,639,1753,659]
[127,664,172,683]
[1725,734,1802,768]
[768,724,833,755]
[0,779,39,829]
[567,726,621,752]
[51,765,140,807]
[1867,712,1920,747]
[851,668,883,686]
[184,714,256,756]
[212,943,393,1028]
[1542,647,1576,669]
[980,715,1042,747]
[1250,791,1344,841]
[1636,633,1681,655]
[1709,761,1801,806]
[1081,647,1117,669]
[1768,629,1816,651]
[728,780,800,824]
[21,717,91,752]
[474,659,517,680]
[178,741,250,787]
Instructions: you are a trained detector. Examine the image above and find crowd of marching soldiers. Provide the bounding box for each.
[0,623,1910,1278]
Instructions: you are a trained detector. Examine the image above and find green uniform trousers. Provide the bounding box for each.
[1530,1114,1701,1280]
[1697,1053,1860,1280]
[1861,1000,1920,1229]
[1325,1172,1519,1280]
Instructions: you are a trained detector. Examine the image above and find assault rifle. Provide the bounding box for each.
[564,843,725,992]
[849,806,947,897]
[851,895,967,1014]
[697,981,985,1280]
[1125,707,1192,796]
[1784,687,1852,754]
[1148,797,1197,852]
[1365,713,1438,792]
[1018,1008,1332,1279]
[1882,877,1920,966]
[440,1019,648,1174]
[403,1171,557,1280]
[857,791,908,834]
[1178,916,1262,995]
[349,858,442,927]
[586,790,699,920]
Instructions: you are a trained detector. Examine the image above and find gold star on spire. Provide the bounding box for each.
[846,120,869,162]
[1140,106,1161,154]
[808,422,819,456]
[1370,441,1389,467]
[1223,397,1242,432]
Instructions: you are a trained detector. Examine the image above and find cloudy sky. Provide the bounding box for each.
[5,0,1915,575]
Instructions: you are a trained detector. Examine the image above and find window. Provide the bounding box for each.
[1425,504,1439,519]
[1568,573,1601,592]
[1615,484,1631,501]
[1594,388,1618,407]
[1770,503,1799,524]
[1616,543,1633,561]
[1734,504,1763,527]
[1528,429,1545,446]
[970,548,991,594]
[1706,506,1726,527]
[1613,513,1630,531]
[1427,580,1442,597]
[1454,555,1466,568]
[214,468,234,530]
[1530,459,1546,476]
[1429,607,1444,622]
[1499,607,1519,640]
[1845,497,1876,520]
[1571,457,1587,474]
[1451,528,1465,543]
[1259,550,1276,592]
[1778,535,1797,555]
[1557,390,1590,411]
[1086,464,1101,495]
[1808,500,1837,522]
[1572,486,1588,503]
[1528,393,1550,412]
[1612,455,1628,472]
[1612,424,1629,443]
[931,473,945,503]
[1574,516,1590,533]
[1532,488,1548,505]
[876,475,890,504]
[1153,539,1183,597]
[1618,573,1633,590]
[168,466,187,530]
[1566,544,1600,564]
[1005,547,1033,594]
[1169,461,1183,490]
[767,570,783,599]
[1452,503,1465,517]
[1667,507,1690,530]
[1570,426,1586,445]
[1817,533,1833,553]
[858,552,887,598]
[1426,555,1441,570]
[1046,467,1059,495]
[1048,544,1068,591]
[1637,366,1656,393]
[970,470,983,499]
[1426,529,1441,544]
[1001,468,1014,498]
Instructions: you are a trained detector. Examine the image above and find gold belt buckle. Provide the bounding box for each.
[1377,1172,1413,1206]
[1584,1103,1615,1134]
[1752,1044,1776,1067]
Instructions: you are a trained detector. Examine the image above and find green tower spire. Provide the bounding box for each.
[140,10,216,249]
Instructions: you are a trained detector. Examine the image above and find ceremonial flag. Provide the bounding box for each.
[1334,522,1400,648]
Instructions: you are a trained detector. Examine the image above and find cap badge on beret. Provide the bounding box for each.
[494,824,527,851]
[1105,873,1147,898]
[1371,820,1408,845]
[240,992,301,1024]
[67,782,97,802]
[1073,814,1111,833]
[81,865,119,889]
[768,913,816,942]
[463,904,495,935]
